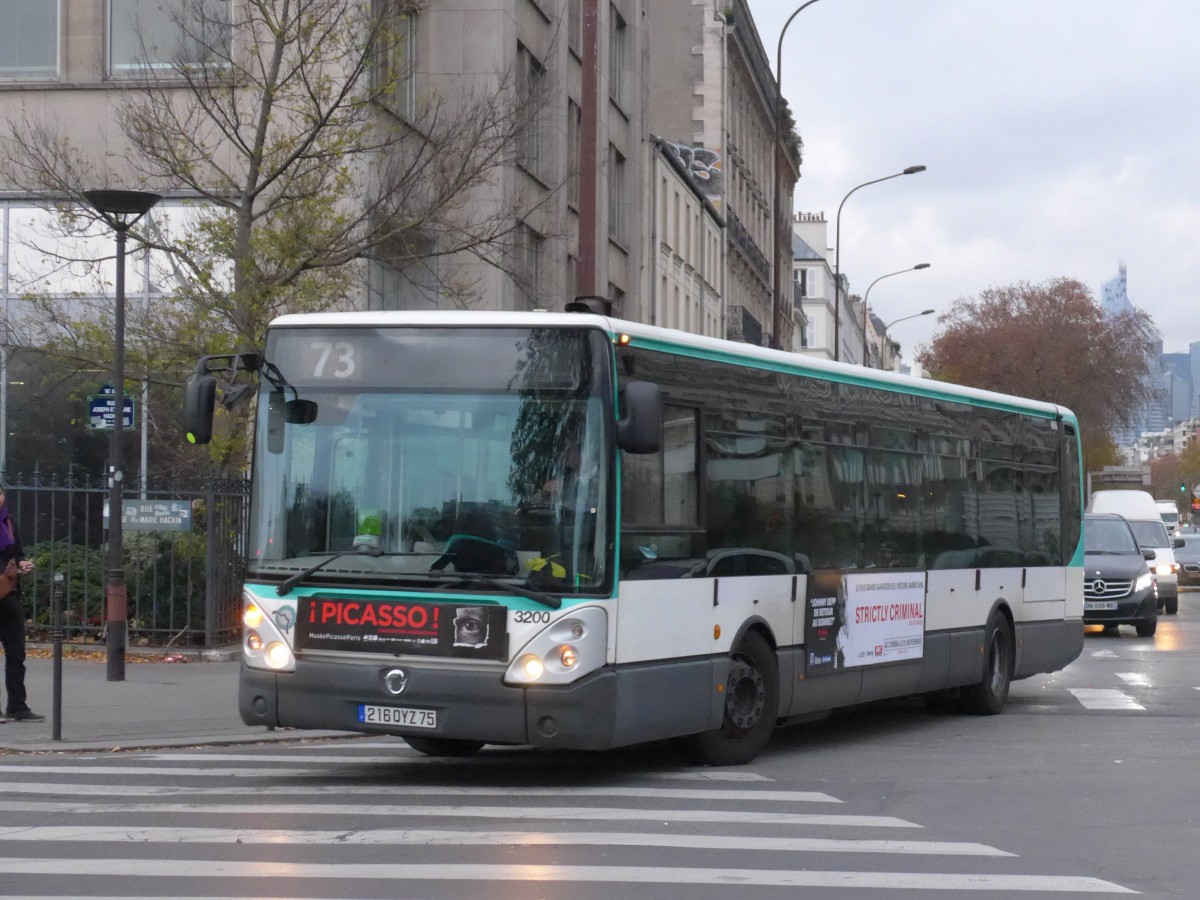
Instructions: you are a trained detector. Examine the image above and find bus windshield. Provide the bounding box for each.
[247,326,614,595]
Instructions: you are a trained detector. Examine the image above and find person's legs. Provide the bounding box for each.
[0,592,28,716]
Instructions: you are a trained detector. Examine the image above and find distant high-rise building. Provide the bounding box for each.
[1101,264,1171,454]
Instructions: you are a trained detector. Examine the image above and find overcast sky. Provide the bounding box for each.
[747,0,1200,360]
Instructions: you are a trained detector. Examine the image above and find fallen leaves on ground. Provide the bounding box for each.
[19,648,189,663]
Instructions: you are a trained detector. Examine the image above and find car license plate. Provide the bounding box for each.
[1084,600,1118,611]
[357,704,437,728]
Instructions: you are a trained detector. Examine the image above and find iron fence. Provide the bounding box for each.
[3,471,250,648]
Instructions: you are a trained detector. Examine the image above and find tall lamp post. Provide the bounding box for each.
[880,307,935,370]
[861,263,930,366]
[84,189,162,682]
[771,0,824,350]
[832,165,925,361]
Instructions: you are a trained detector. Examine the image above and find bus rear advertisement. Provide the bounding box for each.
[185,309,1084,765]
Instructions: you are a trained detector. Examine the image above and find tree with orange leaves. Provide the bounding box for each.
[917,277,1156,470]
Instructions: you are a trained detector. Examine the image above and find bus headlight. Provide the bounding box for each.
[265,641,293,670]
[1135,572,1154,593]
[243,603,265,628]
[514,654,545,682]
[242,591,296,673]
[504,606,607,686]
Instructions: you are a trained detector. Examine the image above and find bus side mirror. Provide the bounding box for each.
[286,398,318,424]
[184,373,217,445]
[616,380,662,454]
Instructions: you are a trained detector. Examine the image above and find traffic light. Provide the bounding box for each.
[1182,482,1188,492]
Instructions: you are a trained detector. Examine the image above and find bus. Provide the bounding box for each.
[185,308,1085,765]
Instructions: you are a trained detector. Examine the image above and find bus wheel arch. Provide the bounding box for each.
[688,626,780,766]
[960,604,1014,715]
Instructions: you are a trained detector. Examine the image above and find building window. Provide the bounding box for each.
[567,0,582,57]
[517,44,546,179]
[795,267,808,296]
[109,0,231,75]
[368,234,440,311]
[608,4,626,108]
[608,282,625,318]
[375,2,416,119]
[515,222,544,310]
[567,100,581,208]
[0,1,58,80]
[608,145,626,245]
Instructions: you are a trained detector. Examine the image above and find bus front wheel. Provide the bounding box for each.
[960,610,1013,715]
[688,630,779,766]
[402,736,485,757]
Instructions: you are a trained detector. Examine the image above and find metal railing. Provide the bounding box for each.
[4,471,250,647]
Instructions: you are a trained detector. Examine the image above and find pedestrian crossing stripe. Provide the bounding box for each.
[0,858,1137,892]
[1067,688,1146,710]
[0,825,1010,856]
[0,781,842,804]
[0,801,919,828]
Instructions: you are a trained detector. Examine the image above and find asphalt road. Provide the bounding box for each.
[0,593,1196,897]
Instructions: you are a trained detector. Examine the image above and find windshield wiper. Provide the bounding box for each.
[276,547,384,596]
[433,571,562,609]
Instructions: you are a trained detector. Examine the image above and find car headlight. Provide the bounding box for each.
[1154,564,1174,577]
[1135,572,1154,593]
[504,606,607,686]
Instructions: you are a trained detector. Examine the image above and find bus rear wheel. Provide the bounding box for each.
[403,736,485,757]
[960,610,1013,715]
[688,630,779,766]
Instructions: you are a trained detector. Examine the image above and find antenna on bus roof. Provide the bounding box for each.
[566,296,612,315]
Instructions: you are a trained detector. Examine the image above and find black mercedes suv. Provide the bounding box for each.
[1083,513,1158,637]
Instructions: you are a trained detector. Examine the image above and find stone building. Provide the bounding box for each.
[0,0,648,317]
[645,0,800,349]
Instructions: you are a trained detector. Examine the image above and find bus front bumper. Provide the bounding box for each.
[239,654,721,751]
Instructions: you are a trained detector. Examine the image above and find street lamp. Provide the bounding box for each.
[880,307,935,369]
[832,165,926,361]
[861,263,930,367]
[84,189,162,683]
[771,0,824,351]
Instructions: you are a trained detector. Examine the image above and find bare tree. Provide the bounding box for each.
[1,0,561,470]
[917,277,1158,463]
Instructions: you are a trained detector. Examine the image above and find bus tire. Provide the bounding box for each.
[403,736,485,757]
[1135,616,1157,638]
[688,630,779,766]
[960,610,1013,716]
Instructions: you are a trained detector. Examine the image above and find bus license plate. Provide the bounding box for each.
[1084,601,1118,611]
[358,704,437,728]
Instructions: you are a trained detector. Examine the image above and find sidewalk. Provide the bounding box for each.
[0,647,364,753]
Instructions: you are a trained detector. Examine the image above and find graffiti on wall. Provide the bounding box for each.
[663,142,723,205]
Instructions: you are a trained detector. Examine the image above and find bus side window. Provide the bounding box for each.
[620,405,701,578]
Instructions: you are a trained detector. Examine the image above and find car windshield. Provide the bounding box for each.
[1084,518,1139,554]
[1126,519,1171,550]
[247,325,615,595]
[1176,535,1200,560]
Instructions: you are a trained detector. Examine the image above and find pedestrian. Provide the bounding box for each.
[0,486,43,723]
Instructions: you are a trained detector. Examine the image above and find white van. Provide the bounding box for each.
[1156,500,1181,538]
[1088,490,1183,614]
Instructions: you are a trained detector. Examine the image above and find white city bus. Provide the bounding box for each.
[185,308,1084,764]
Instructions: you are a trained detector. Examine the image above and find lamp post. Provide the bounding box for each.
[861,263,930,367]
[880,307,935,370]
[832,165,925,361]
[84,189,162,682]
[771,0,823,351]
